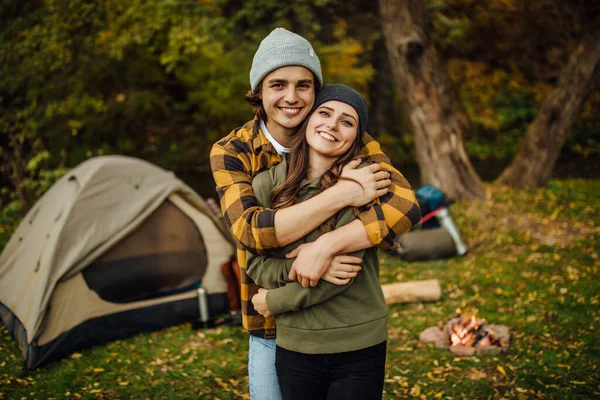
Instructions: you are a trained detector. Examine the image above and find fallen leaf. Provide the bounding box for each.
[469,369,487,380]
[410,384,421,397]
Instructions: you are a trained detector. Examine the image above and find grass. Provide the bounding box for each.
[1,180,599,399]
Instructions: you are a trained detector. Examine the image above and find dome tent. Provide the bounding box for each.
[0,156,236,371]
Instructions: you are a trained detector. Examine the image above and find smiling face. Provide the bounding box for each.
[305,100,359,168]
[260,66,316,145]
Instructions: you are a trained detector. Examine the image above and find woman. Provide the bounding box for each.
[246,84,388,400]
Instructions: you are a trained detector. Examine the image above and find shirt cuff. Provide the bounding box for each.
[265,286,293,316]
[356,204,394,249]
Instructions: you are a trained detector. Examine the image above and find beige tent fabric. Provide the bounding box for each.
[168,194,231,294]
[37,272,199,346]
[0,156,234,344]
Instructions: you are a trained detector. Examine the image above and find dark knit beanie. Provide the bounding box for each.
[310,84,368,138]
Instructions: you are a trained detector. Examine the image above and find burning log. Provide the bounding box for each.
[419,309,510,356]
[447,313,501,350]
[381,279,441,305]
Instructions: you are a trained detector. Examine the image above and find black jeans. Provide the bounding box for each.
[275,342,387,400]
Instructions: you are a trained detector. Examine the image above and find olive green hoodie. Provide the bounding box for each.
[246,156,388,354]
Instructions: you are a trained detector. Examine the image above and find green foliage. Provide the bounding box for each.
[427,0,472,50]
[1,0,598,205]
[374,131,410,161]
[0,0,381,205]
[0,200,20,252]
[21,150,70,200]
[429,0,600,161]
[446,59,600,161]
[568,92,600,158]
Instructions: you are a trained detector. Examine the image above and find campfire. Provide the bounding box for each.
[420,309,510,356]
[448,312,500,347]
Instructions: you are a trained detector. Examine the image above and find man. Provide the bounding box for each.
[210,28,420,399]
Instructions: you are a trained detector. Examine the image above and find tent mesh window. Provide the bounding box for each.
[83,200,208,303]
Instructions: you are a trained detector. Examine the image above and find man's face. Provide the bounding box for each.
[260,66,316,138]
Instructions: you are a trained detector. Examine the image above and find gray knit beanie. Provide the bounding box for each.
[310,84,368,138]
[250,28,323,90]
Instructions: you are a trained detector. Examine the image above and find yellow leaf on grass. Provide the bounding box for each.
[215,377,228,390]
[118,381,129,386]
[410,384,421,397]
[93,368,105,373]
[71,353,83,359]
[497,365,507,376]
[469,369,487,380]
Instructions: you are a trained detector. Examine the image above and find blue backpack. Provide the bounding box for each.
[415,185,447,229]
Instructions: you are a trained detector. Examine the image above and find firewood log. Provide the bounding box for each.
[381,279,441,305]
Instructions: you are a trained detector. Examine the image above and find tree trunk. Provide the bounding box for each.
[497,28,600,187]
[378,0,486,200]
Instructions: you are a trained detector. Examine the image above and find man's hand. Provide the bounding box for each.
[335,159,391,207]
[321,255,362,285]
[286,241,335,288]
[251,288,271,318]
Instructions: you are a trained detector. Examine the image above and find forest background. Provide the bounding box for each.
[1,0,599,213]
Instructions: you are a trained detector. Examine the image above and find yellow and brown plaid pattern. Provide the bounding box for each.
[210,118,421,338]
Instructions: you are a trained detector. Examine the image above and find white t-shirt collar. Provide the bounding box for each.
[260,120,291,155]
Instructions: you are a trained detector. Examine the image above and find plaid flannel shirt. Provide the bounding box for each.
[210,118,421,338]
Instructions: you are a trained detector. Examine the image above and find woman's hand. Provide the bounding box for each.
[336,159,391,207]
[251,288,271,318]
[321,255,362,285]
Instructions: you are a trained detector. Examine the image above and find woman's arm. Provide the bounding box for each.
[246,253,295,289]
[250,205,365,315]
[252,273,356,317]
[247,251,362,289]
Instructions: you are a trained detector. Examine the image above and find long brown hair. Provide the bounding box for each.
[271,113,367,233]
